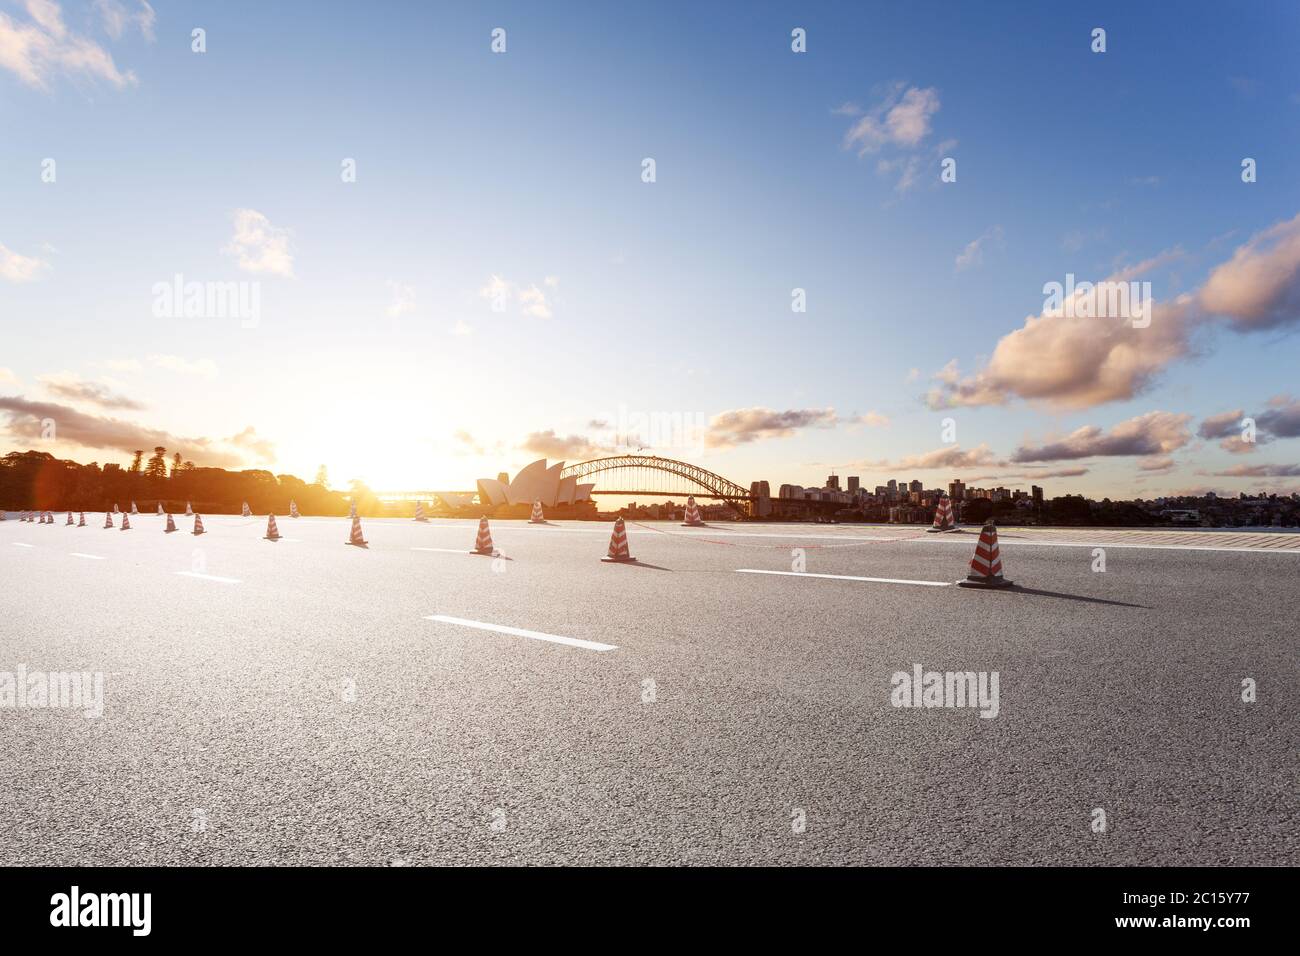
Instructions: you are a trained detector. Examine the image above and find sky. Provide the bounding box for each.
[2,0,1300,499]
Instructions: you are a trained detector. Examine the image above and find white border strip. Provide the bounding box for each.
[175,571,241,584]
[425,614,617,652]
[736,569,951,587]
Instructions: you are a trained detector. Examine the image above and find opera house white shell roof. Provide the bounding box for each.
[475,460,594,508]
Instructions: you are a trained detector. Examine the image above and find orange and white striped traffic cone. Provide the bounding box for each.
[928,495,955,533]
[957,520,1014,589]
[157,502,164,515]
[681,496,705,527]
[192,514,205,535]
[601,517,636,563]
[264,514,282,541]
[78,512,86,527]
[130,501,139,515]
[529,500,545,524]
[185,502,193,517]
[345,514,367,548]
[164,513,177,533]
[103,512,114,529]
[113,503,120,514]
[470,516,495,555]
[121,513,132,530]
[66,511,74,526]
[349,499,357,519]
[241,501,252,517]
[414,501,427,522]
[289,500,300,518]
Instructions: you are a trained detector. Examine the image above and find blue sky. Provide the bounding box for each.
[2,0,1299,496]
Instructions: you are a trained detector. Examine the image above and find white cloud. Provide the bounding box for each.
[0,0,137,90]
[844,85,941,154]
[93,0,154,42]
[0,367,18,384]
[0,243,52,282]
[223,209,294,277]
[386,280,415,317]
[955,225,1004,271]
[479,274,555,318]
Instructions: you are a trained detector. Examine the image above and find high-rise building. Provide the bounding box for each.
[909,479,923,494]
[948,479,966,501]
[847,476,859,494]
[826,474,840,490]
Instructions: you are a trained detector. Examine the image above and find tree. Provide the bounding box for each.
[145,447,168,482]
[129,450,144,474]
[314,465,329,488]
[171,452,182,477]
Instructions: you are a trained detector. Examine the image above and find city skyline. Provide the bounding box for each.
[3,1,1300,500]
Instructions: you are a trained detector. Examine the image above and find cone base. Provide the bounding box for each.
[164,529,177,534]
[345,541,368,548]
[927,526,955,533]
[681,522,706,528]
[414,518,428,522]
[469,549,496,556]
[528,519,546,524]
[601,555,637,563]
[957,575,1014,589]
[265,536,281,541]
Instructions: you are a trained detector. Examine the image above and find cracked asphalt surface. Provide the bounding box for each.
[2,515,1296,865]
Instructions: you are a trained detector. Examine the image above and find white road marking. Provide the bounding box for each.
[411,547,473,554]
[69,553,106,560]
[735,569,952,587]
[12,542,34,548]
[425,615,617,652]
[175,571,241,584]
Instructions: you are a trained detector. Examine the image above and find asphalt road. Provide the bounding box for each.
[1,514,1296,866]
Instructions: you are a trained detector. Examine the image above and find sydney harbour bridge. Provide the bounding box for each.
[378,454,765,517]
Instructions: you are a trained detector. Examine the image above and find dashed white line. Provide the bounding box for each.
[12,542,34,548]
[425,615,617,652]
[735,569,952,587]
[69,553,106,560]
[175,571,241,584]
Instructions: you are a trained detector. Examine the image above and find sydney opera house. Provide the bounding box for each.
[464,460,595,512]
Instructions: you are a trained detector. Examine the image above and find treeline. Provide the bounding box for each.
[0,449,378,516]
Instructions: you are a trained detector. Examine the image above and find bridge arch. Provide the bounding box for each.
[560,455,752,516]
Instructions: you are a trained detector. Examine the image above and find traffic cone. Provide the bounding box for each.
[349,499,357,519]
[345,514,367,548]
[414,501,427,522]
[529,500,545,524]
[602,517,635,562]
[289,500,300,518]
[928,495,955,533]
[157,502,165,515]
[0,510,6,521]
[66,511,74,526]
[192,514,205,536]
[121,513,132,530]
[264,514,281,541]
[104,512,114,529]
[957,520,1014,589]
[681,496,705,527]
[241,501,252,517]
[470,516,495,555]
[113,503,120,514]
[184,502,193,517]
[131,501,139,515]
[78,512,86,527]
[164,513,177,533]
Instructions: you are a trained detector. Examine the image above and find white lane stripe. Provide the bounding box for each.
[70,552,106,560]
[12,542,34,548]
[425,615,617,652]
[411,547,472,554]
[735,569,952,587]
[175,571,241,584]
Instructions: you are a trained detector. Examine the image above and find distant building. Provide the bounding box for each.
[847,476,859,494]
[826,474,840,490]
[948,479,965,501]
